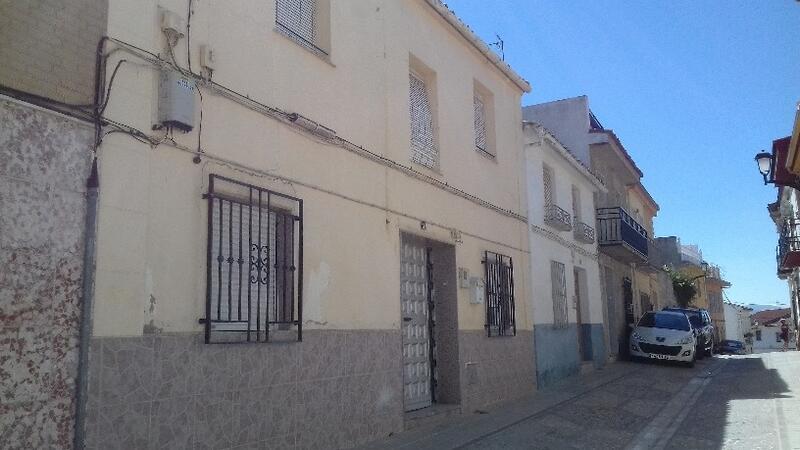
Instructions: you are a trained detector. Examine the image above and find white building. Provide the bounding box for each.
[752,308,794,352]
[522,122,607,386]
[723,302,753,343]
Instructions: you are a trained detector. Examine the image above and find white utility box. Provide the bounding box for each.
[158,69,195,132]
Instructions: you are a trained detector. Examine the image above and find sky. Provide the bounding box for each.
[448,0,800,307]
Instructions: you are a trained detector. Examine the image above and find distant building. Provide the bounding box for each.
[723,302,753,344]
[751,308,794,352]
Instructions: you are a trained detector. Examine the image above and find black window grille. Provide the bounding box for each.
[203,174,303,343]
[484,251,516,337]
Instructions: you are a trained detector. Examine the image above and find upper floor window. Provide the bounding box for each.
[543,165,554,206]
[275,0,330,56]
[409,71,438,168]
[474,94,488,153]
[571,185,581,222]
[473,81,496,158]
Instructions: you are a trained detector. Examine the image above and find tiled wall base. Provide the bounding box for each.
[0,98,94,449]
[85,330,403,449]
[533,324,581,388]
[458,330,536,412]
[85,328,537,449]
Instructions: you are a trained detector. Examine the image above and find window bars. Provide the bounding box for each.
[409,72,438,168]
[203,174,303,343]
[551,261,568,327]
[484,251,516,337]
[275,0,327,55]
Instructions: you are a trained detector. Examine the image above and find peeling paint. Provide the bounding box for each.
[306,261,331,323]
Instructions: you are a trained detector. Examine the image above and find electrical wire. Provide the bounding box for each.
[196,84,203,152]
[98,59,127,115]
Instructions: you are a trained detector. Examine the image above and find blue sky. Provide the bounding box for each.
[448,0,800,306]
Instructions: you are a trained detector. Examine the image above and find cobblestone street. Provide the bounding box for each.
[366,351,800,449]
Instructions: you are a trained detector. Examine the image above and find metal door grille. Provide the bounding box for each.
[409,72,437,168]
[203,174,303,343]
[473,94,488,154]
[551,261,568,327]
[484,251,516,337]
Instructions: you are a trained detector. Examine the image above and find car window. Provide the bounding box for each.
[688,315,702,328]
[638,313,690,331]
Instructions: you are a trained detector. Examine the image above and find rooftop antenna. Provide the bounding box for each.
[489,34,504,60]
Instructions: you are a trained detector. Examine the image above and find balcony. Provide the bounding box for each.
[545,204,572,231]
[778,218,800,277]
[596,207,648,263]
[573,220,595,244]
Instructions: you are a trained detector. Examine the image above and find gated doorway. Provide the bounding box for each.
[399,233,459,412]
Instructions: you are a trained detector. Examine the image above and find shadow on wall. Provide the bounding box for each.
[669,356,791,449]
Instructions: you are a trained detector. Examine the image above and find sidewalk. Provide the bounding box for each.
[361,361,642,450]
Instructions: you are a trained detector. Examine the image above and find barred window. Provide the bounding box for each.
[474,94,488,153]
[276,0,328,55]
[551,261,568,327]
[484,251,516,337]
[543,165,554,207]
[409,72,438,168]
[204,174,303,343]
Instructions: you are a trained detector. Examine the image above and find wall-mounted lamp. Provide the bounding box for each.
[755,151,773,185]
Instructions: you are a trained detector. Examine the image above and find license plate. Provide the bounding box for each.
[649,354,669,360]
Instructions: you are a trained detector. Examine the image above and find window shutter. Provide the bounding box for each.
[551,261,567,327]
[474,94,488,153]
[276,0,316,44]
[572,186,581,222]
[543,166,554,207]
[409,73,437,168]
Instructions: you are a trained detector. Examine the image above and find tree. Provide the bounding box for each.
[670,270,698,308]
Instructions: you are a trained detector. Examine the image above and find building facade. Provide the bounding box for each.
[524,96,664,360]
[522,122,607,387]
[724,302,753,344]
[1,1,543,448]
[764,104,800,348]
[0,0,107,447]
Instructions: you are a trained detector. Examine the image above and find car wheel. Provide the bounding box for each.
[706,344,713,357]
[695,344,705,360]
[685,351,696,368]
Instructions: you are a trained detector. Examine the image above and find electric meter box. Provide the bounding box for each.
[158,69,195,132]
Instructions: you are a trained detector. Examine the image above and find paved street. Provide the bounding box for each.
[366,351,800,449]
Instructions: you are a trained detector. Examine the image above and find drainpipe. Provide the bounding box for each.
[73,158,99,449]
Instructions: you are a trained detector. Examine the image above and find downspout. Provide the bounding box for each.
[73,35,108,450]
[72,158,99,449]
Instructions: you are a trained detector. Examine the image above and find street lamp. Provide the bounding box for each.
[755,151,773,184]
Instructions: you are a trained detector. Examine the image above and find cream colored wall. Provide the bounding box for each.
[92,0,531,337]
[524,129,604,326]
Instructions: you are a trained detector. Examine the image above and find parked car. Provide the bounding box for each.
[716,339,746,355]
[663,307,714,358]
[630,311,697,367]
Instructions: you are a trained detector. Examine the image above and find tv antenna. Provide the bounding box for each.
[489,34,504,60]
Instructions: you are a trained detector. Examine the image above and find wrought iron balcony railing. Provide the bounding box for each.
[545,204,572,231]
[596,207,648,260]
[573,220,595,244]
[778,217,800,273]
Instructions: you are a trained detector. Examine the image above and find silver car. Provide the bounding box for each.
[630,311,697,367]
